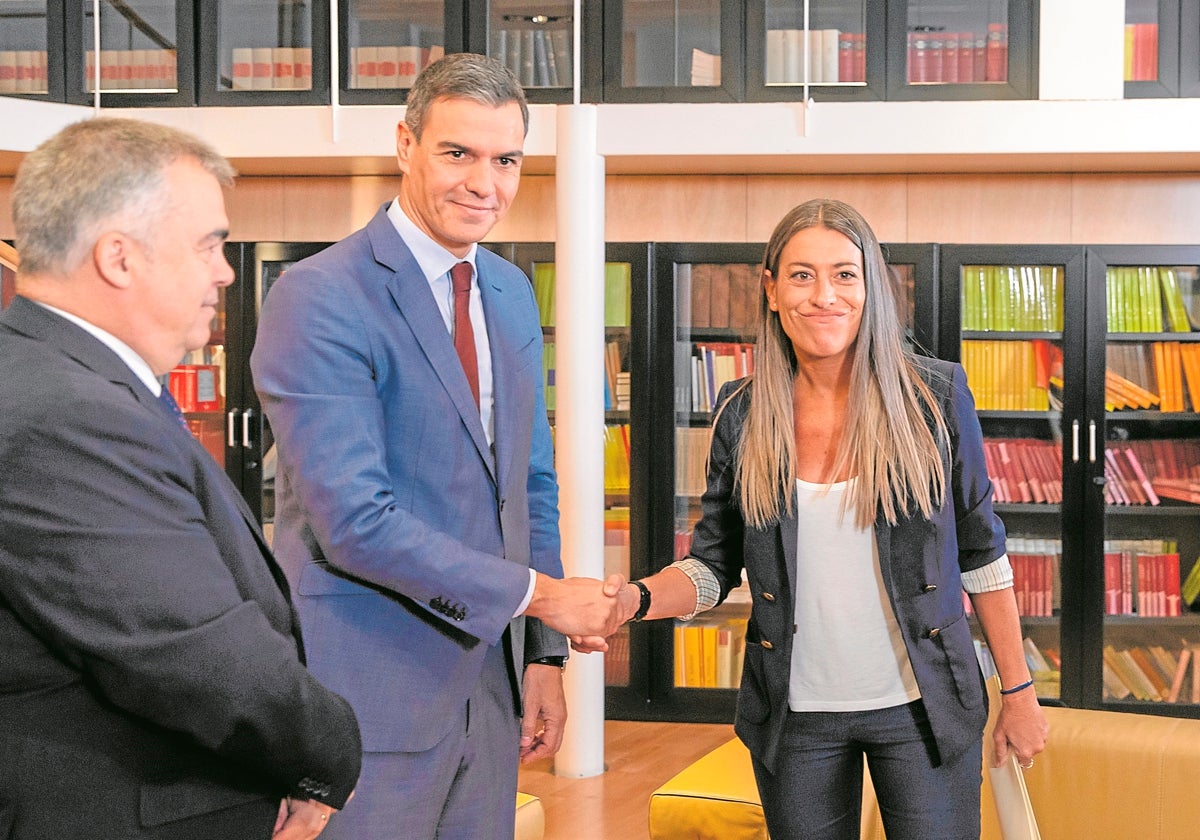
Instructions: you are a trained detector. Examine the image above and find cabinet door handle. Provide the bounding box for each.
[1088,419,1097,464]
[227,410,238,447]
[242,409,254,449]
[1071,420,1080,463]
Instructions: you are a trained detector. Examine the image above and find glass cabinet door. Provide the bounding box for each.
[69,0,191,105]
[603,0,741,102]
[0,0,62,100]
[1089,247,1200,712]
[1124,0,1179,98]
[473,0,589,103]
[748,0,883,102]
[340,0,456,104]
[889,0,1036,100]
[167,283,229,471]
[197,0,327,105]
[941,246,1088,705]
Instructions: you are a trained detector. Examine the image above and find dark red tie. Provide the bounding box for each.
[450,261,479,408]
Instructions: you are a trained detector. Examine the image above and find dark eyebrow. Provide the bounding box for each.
[436,141,524,161]
[200,228,229,247]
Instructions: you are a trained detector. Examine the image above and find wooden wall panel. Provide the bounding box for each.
[0,178,14,240]
[605,176,747,242]
[280,176,395,242]
[487,175,555,242]
[225,178,285,242]
[745,175,909,243]
[907,174,1073,243]
[1070,174,1200,244]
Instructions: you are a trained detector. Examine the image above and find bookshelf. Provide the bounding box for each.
[1123,0,1180,98]
[64,0,194,107]
[504,242,653,717]
[339,0,460,105]
[0,0,63,102]
[940,244,1200,717]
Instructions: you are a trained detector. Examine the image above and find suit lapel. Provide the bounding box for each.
[366,209,496,483]
[480,260,517,494]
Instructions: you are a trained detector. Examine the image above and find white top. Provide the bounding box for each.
[788,477,921,712]
[34,301,161,395]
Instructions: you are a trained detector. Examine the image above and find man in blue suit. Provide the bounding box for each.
[251,53,624,840]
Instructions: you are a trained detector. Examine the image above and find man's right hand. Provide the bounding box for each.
[526,573,627,638]
[274,798,338,839]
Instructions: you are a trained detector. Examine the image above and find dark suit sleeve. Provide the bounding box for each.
[0,393,361,807]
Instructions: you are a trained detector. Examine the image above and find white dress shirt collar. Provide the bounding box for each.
[386,198,478,282]
[33,300,163,396]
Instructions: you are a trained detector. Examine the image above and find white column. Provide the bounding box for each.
[553,102,607,779]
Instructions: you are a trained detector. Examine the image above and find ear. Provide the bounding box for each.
[92,232,139,290]
[395,121,416,176]
[762,269,779,311]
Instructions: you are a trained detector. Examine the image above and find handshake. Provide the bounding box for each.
[525,572,641,654]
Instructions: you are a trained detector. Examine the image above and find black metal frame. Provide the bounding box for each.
[0,0,67,102]
[336,1,462,106]
[1124,0,1181,98]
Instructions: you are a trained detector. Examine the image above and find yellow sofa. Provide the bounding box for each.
[515,792,545,840]
[649,704,1200,840]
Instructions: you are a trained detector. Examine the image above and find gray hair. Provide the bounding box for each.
[404,52,529,141]
[13,117,235,276]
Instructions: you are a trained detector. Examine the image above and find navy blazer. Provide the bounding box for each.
[690,357,1006,772]
[251,206,566,754]
[0,298,361,837]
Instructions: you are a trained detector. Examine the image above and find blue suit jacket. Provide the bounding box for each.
[691,357,1005,772]
[251,207,565,753]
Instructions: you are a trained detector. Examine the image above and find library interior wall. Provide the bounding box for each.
[5,172,1200,247]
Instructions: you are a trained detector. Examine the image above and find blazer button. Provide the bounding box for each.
[761,592,775,602]
[927,627,941,639]
[761,640,774,650]
[922,584,938,593]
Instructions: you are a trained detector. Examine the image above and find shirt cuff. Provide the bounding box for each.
[670,557,721,621]
[514,568,537,618]
[961,553,1014,594]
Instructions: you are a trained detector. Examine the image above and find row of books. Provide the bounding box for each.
[677,262,762,330]
[1107,342,1200,413]
[540,339,629,412]
[82,49,179,92]
[963,340,1055,411]
[228,47,314,91]
[677,341,756,414]
[907,25,1008,85]
[764,29,866,85]
[1123,22,1159,82]
[1103,541,1185,616]
[983,438,1062,504]
[975,637,1060,699]
[960,264,1063,332]
[532,262,632,329]
[1107,438,1200,496]
[0,50,47,93]
[674,612,749,689]
[603,424,630,495]
[961,537,1061,618]
[1106,266,1194,333]
[347,45,443,90]
[1103,643,1198,703]
[492,27,572,89]
[167,364,222,413]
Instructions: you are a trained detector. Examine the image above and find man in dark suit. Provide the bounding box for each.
[0,117,361,840]
[251,53,625,839]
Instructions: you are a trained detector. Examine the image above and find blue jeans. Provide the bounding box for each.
[751,700,982,840]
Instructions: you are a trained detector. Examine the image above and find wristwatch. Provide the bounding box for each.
[527,656,567,670]
[630,579,652,622]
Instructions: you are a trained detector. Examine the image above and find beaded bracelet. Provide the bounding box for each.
[999,678,1035,696]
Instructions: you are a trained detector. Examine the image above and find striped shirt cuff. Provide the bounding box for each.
[670,557,722,621]
[961,553,1014,594]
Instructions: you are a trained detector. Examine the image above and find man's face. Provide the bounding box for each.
[395,96,525,257]
[132,157,233,374]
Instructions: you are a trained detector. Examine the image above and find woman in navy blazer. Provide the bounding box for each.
[602,200,1048,839]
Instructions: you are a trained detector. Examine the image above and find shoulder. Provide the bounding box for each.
[476,247,530,287]
[908,354,962,397]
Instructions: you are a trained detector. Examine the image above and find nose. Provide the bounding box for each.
[463,158,494,198]
[812,275,837,307]
[214,247,235,288]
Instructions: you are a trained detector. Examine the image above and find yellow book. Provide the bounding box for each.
[674,624,688,686]
[700,622,719,688]
[684,625,704,688]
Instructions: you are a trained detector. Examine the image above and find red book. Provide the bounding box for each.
[943,32,959,83]
[927,33,944,83]
[957,32,975,82]
[1104,552,1121,614]
[985,23,1007,82]
[910,33,929,84]
[1136,23,1159,82]
[838,32,855,82]
[853,33,866,82]
[973,33,987,82]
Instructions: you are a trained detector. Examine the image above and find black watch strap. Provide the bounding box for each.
[527,656,567,670]
[631,579,651,622]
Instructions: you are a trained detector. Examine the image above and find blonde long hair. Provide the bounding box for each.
[734,199,948,529]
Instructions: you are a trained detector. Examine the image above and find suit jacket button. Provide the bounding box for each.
[761,640,774,650]
[927,627,941,639]
[761,592,775,602]
[922,584,938,593]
